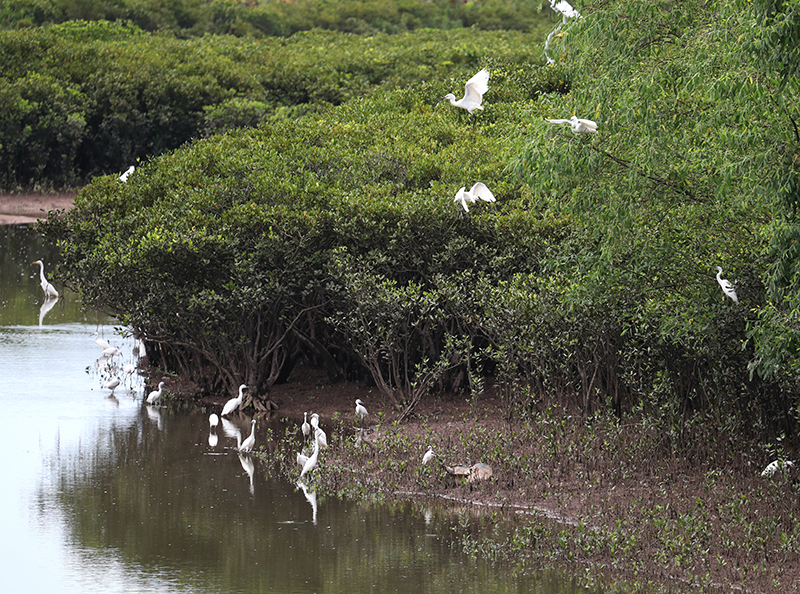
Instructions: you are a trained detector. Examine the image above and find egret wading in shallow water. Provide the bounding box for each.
[103,378,121,393]
[32,260,58,299]
[444,68,490,130]
[239,419,257,453]
[715,266,739,304]
[454,182,496,213]
[119,166,134,182]
[222,384,247,416]
[146,381,165,405]
[547,116,598,134]
[209,413,220,429]
[93,331,111,351]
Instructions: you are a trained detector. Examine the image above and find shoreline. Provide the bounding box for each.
[0,192,77,225]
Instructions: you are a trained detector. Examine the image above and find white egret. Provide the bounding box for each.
[102,345,122,357]
[454,182,496,213]
[103,378,121,393]
[761,459,795,477]
[444,68,490,129]
[546,116,598,133]
[297,451,309,467]
[715,266,739,304]
[239,419,257,453]
[119,165,135,182]
[32,260,58,299]
[221,383,247,416]
[310,412,320,430]
[551,0,580,20]
[355,399,368,420]
[300,436,320,478]
[422,446,435,465]
[122,363,136,375]
[315,426,328,448]
[543,27,562,65]
[302,412,311,440]
[93,331,112,351]
[209,413,220,429]
[146,381,165,405]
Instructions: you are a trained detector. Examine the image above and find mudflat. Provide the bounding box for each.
[0,192,76,225]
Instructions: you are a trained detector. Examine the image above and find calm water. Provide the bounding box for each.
[0,224,598,594]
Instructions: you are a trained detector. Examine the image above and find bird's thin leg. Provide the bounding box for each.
[472,113,477,132]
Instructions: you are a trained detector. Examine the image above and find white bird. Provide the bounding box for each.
[103,378,121,393]
[119,165,135,182]
[302,412,311,440]
[221,384,247,416]
[715,266,739,304]
[209,413,220,429]
[297,451,309,467]
[422,446,435,465]
[310,412,320,431]
[122,363,136,375]
[445,68,490,129]
[300,436,320,478]
[102,346,122,357]
[146,381,165,405]
[546,116,598,133]
[544,26,562,65]
[454,182,496,212]
[551,0,580,20]
[93,331,112,351]
[355,399,368,420]
[32,260,58,299]
[239,419,257,453]
[761,460,795,477]
[315,426,328,448]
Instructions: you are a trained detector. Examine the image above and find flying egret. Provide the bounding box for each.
[355,399,368,420]
[302,412,311,441]
[209,413,220,429]
[551,0,580,20]
[454,182,496,213]
[761,459,795,477]
[103,378,121,393]
[422,446,435,465]
[32,260,58,299]
[300,436,320,478]
[119,165,135,182]
[239,419,257,453]
[444,68,490,129]
[146,381,165,405]
[546,116,598,133]
[221,384,247,416]
[715,266,739,304]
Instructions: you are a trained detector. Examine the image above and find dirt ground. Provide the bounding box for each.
[0,193,76,224]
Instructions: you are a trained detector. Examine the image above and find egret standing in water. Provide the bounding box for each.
[221,384,247,416]
[715,266,739,304]
[546,116,598,134]
[239,419,257,453]
[93,331,112,351]
[32,260,58,299]
[146,381,165,405]
[300,436,320,478]
[209,413,220,429]
[444,68,490,130]
[454,182,496,213]
[103,378,121,394]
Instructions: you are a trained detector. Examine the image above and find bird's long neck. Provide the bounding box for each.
[38,262,46,283]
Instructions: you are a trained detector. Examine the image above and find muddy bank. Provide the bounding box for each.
[0,192,76,225]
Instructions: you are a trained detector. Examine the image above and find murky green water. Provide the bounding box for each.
[1,224,600,593]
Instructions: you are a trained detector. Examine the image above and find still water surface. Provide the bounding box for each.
[1,225,598,593]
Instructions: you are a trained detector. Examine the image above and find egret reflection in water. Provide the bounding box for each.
[146,404,163,430]
[239,453,255,495]
[297,480,318,525]
[38,296,58,326]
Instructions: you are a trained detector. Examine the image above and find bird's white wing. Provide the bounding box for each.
[554,0,580,18]
[470,182,496,203]
[576,117,598,132]
[463,69,490,102]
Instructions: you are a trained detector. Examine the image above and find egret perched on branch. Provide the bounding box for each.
[544,27,563,65]
[119,166,135,182]
[146,381,165,405]
[551,0,580,21]
[310,412,320,431]
[454,182,496,213]
[32,260,58,299]
[222,384,247,416]
[546,116,598,133]
[715,266,739,304]
[315,426,328,449]
[422,446,435,465]
[444,68,490,130]
[239,419,257,453]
